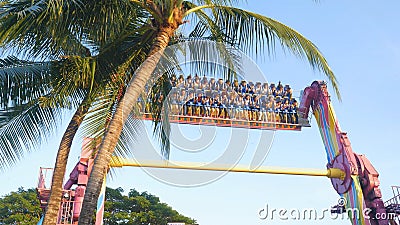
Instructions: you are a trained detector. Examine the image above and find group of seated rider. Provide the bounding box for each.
[142,74,299,124]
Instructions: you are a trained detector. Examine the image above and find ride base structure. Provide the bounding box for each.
[36,81,400,225]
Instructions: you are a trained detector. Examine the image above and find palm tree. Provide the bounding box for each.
[0,1,152,224]
[78,1,340,224]
[0,56,92,225]
[0,54,145,225]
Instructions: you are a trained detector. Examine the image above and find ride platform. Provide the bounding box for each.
[142,113,306,131]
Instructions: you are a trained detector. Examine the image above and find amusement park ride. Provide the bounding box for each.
[36,80,400,225]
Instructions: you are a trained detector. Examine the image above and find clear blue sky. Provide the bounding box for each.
[1,1,400,225]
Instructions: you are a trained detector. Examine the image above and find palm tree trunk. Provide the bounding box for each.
[78,26,175,225]
[43,96,90,225]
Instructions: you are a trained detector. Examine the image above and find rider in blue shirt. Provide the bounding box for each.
[290,99,298,124]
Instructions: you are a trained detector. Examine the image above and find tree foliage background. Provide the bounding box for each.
[104,187,196,225]
[0,187,196,225]
[0,188,41,225]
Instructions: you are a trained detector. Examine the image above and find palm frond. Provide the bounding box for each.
[185,5,340,99]
[0,0,156,169]
[0,56,52,108]
[0,0,145,59]
[62,0,147,50]
[95,23,154,84]
[80,81,143,160]
[177,38,243,80]
[0,56,53,127]
[147,72,172,159]
[0,106,26,127]
[0,102,62,171]
[36,56,98,110]
[0,0,91,59]
[191,0,238,6]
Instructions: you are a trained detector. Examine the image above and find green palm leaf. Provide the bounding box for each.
[80,82,144,159]
[0,103,61,171]
[0,56,52,126]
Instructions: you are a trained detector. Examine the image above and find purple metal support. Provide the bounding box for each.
[36,138,94,225]
[300,81,388,225]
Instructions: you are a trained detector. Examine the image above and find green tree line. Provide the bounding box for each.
[0,187,196,225]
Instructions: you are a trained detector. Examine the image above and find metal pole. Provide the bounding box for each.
[110,157,345,180]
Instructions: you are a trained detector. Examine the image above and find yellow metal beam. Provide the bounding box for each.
[110,157,345,180]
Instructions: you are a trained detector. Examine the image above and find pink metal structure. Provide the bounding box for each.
[384,186,400,224]
[36,138,103,225]
[299,81,388,225]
